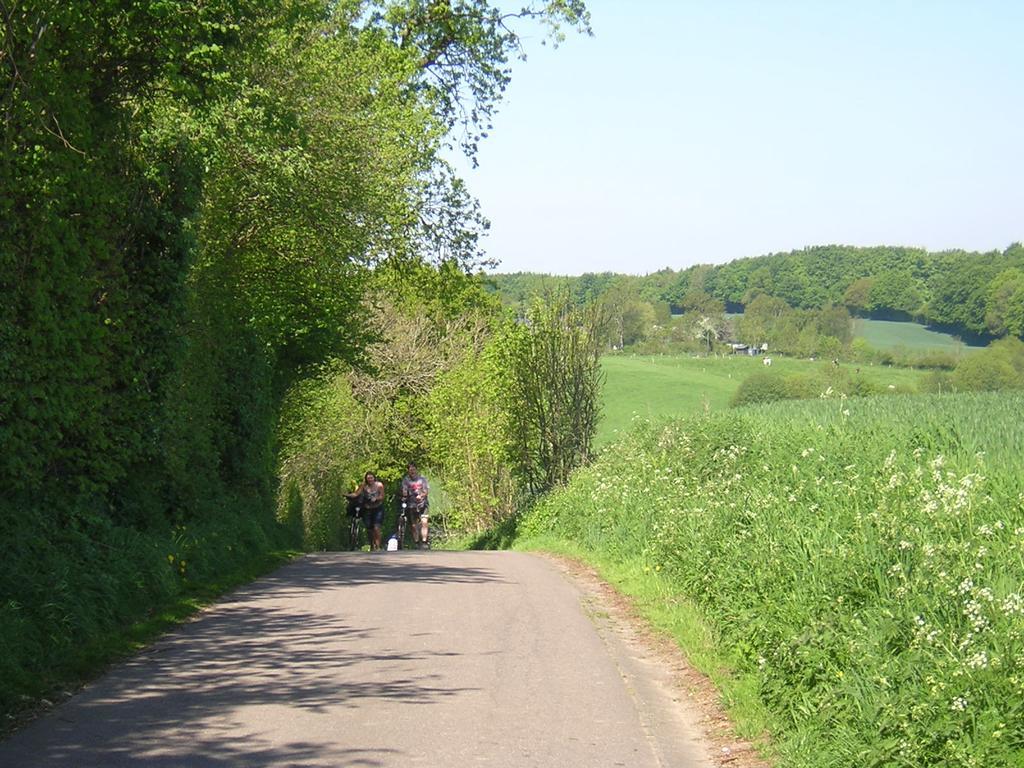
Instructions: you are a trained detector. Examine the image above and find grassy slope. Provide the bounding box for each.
[598,354,927,448]
[853,318,983,352]
[677,315,976,353]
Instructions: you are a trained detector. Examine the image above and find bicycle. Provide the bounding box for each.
[395,501,408,549]
[346,493,363,551]
[402,497,429,549]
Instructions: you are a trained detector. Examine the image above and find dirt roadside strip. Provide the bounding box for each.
[0,550,770,767]
[541,553,771,768]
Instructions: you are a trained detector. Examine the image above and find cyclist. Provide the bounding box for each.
[353,471,385,551]
[400,463,430,549]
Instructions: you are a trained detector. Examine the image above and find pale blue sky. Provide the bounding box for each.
[455,0,1024,275]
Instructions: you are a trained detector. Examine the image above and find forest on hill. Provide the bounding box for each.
[487,242,1024,343]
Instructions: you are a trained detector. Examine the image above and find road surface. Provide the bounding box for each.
[0,551,716,767]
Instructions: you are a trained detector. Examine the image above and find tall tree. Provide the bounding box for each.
[501,292,604,492]
[985,268,1024,338]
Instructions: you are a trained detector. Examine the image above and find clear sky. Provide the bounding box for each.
[454,0,1024,276]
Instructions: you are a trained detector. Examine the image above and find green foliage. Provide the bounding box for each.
[597,278,657,348]
[365,0,591,158]
[277,364,365,550]
[425,330,520,533]
[519,392,1024,767]
[0,495,291,716]
[499,292,605,492]
[276,270,508,545]
[2,0,592,718]
[985,268,1024,338]
[730,371,795,405]
[868,269,923,317]
[486,242,1024,344]
[0,0,313,716]
[730,366,900,407]
[950,337,1024,393]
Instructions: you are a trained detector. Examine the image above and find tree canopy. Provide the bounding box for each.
[486,242,1024,343]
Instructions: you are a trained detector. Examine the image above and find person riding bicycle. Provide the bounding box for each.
[400,463,430,549]
[352,471,385,551]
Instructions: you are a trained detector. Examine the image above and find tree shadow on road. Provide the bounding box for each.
[250,550,512,593]
[0,553,506,767]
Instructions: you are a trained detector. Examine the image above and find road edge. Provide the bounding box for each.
[536,551,774,768]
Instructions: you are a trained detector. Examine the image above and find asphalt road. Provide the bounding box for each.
[0,551,716,767]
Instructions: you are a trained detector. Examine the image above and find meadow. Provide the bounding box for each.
[598,354,928,447]
[520,390,1024,767]
[853,318,984,353]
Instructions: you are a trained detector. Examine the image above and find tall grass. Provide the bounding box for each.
[520,392,1024,767]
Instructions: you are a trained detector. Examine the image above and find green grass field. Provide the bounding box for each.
[598,354,927,448]
[682,313,981,355]
[853,318,983,352]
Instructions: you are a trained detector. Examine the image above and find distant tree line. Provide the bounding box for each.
[487,242,1024,344]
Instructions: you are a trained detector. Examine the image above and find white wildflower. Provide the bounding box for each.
[1001,594,1023,616]
[966,651,988,670]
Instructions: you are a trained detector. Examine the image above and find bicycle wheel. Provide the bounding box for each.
[348,516,360,550]
[396,512,406,549]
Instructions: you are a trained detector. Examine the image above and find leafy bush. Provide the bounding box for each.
[0,498,290,715]
[732,367,895,407]
[950,338,1024,392]
[730,371,796,406]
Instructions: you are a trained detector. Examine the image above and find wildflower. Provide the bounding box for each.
[950,696,968,712]
[966,651,989,669]
[1001,594,1023,616]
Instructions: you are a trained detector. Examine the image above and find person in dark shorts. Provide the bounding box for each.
[400,463,430,549]
[354,471,385,551]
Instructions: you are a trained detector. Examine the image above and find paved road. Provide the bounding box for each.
[0,551,715,767]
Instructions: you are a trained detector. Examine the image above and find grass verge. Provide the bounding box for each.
[515,533,777,753]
